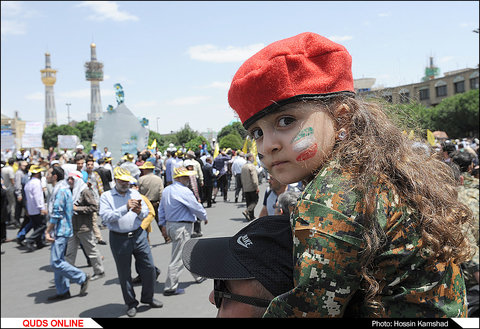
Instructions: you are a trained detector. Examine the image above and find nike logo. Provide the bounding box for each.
[237,234,253,248]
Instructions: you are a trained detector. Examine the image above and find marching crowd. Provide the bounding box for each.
[0,141,302,317]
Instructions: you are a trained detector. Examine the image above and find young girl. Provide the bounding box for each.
[227,32,473,317]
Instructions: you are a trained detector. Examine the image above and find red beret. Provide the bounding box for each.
[228,32,355,129]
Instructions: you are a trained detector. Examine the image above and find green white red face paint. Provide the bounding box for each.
[291,127,318,162]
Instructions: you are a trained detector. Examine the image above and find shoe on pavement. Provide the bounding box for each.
[80,274,91,295]
[163,288,185,296]
[90,272,105,281]
[141,298,163,308]
[47,291,71,301]
[126,307,137,317]
[242,210,251,222]
[97,240,107,245]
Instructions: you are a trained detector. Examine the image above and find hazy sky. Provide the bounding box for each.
[1,1,478,134]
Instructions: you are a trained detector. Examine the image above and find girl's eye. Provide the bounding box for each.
[278,116,296,127]
[251,128,263,140]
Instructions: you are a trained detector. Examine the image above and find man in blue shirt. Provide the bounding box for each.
[99,167,163,317]
[44,166,90,301]
[158,167,208,296]
[89,143,102,161]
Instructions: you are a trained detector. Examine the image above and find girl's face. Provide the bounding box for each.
[248,102,336,184]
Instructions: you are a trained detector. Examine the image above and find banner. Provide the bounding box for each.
[22,121,43,148]
[1,130,15,150]
[57,135,80,149]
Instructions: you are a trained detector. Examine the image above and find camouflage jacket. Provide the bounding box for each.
[264,161,467,318]
[458,173,479,288]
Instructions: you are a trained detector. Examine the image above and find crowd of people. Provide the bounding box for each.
[1,31,479,319]
[0,139,300,317]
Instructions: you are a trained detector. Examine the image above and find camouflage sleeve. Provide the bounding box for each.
[264,167,365,317]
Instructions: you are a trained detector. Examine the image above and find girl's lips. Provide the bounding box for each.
[271,161,288,167]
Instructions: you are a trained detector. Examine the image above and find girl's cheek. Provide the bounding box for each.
[291,127,318,162]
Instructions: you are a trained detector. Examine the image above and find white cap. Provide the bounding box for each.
[76,144,84,150]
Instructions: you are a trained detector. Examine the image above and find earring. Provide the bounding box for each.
[337,129,347,140]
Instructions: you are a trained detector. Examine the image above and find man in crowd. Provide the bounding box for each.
[182,215,293,317]
[23,165,48,251]
[258,175,288,217]
[85,157,106,245]
[65,171,105,281]
[138,161,167,243]
[14,161,28,229]
[274,190,300,217]
[231,152,246,203]
[213,150,231,202]
[158,167,208,297]
[1,158,16,227]
[95,158,112,192]
[44,166,90,301]
[241,153,259,221]
[202,155,215,208]
[89,143,102,161]
[99,167,162,317]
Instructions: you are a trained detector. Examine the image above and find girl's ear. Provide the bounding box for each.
[333,103,351,131]
[334,103,350,118]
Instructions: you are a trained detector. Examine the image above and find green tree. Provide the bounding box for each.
[175,123,199,145]
[429,89,479,138]
[217,121,247,140]
[42,124,80,149]
[219,133,243,150]
[75,121,95,141]
[185,135,208,152]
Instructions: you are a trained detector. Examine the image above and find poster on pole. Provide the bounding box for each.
[22,121,43,148]
[1,130,15,150]
[58,135,80,149]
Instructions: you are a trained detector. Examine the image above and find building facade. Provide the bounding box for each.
[357,67,479,107]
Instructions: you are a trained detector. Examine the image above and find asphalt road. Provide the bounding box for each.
[1,181,268,319]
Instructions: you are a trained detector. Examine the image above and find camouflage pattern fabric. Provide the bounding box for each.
[458,173,479,289]
[264,161,468,318]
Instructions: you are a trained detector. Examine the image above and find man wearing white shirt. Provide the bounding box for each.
[99,167,163,317]
[231,152,247,203]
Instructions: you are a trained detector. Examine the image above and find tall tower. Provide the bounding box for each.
[85,43,104,122]
[40,52,57,126]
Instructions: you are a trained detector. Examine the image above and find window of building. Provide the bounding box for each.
[434,81,447,97]
[435,85,447,97]
[419,88,429,100]
[453,76,465,94]
[454,81,465,94]
[470,71,479,89]
[398,88,410,103]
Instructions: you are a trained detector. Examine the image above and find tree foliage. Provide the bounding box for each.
[429,89,479,138]
[219,133,243,150]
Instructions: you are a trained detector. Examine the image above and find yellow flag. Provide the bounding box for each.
[426,129,435,146]
[408,130,415,140]
[149,139,157,149]
[242,137,248,154]
[213,141,219,159]
[251,139,258,166]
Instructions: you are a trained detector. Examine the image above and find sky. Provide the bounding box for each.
[1,1,479,135]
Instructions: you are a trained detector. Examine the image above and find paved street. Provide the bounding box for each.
[1,181,268,319]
